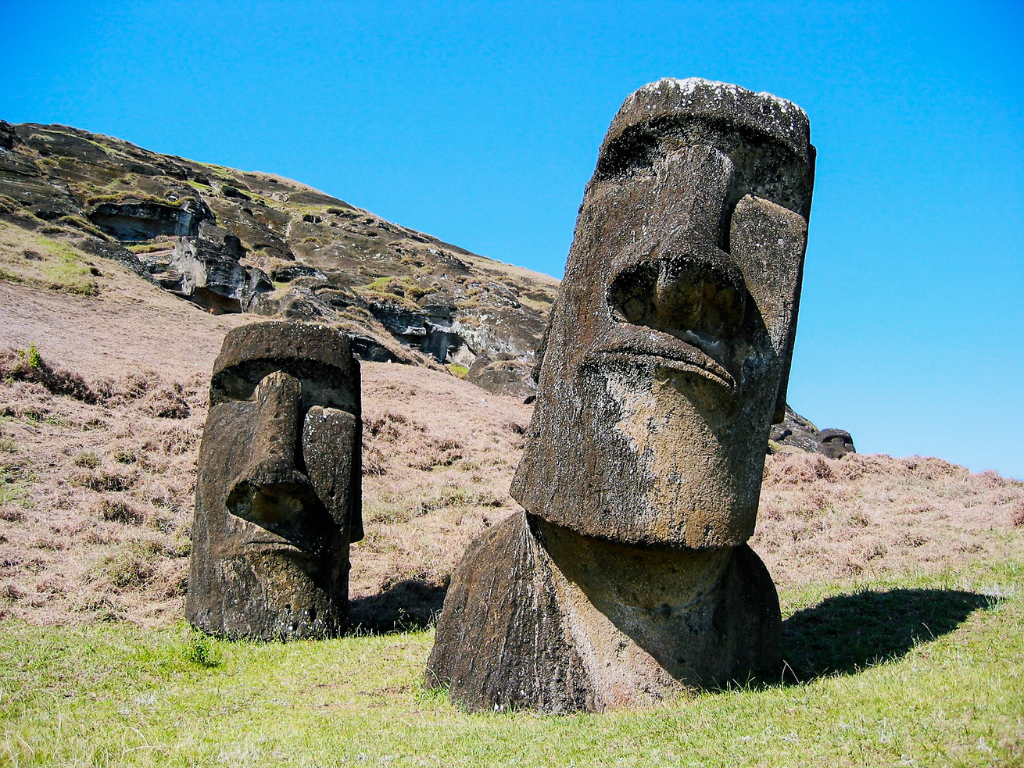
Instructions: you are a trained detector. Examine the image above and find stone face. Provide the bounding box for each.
[186,321,361,640]
[511,77,814,550]
[427,78,814,711]
[818,428,856,459]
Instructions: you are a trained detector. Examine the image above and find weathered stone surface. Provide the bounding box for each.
[427,513,594,712]
[186,321,361,640]
[769,405,857,458]
[428,512,780,712]
[160,223,272,313]
[512,78,813,550]
[818,428,856,459]
[466,353,537,400]
[428,78,814,711]
[84,198,206,241]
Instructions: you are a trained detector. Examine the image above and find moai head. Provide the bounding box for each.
[818,429,855,459]
[186,321,362,640]
[511,78,815,549]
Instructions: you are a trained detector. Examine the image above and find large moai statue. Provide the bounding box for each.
[186,321,362,640]
[426,78,815,711]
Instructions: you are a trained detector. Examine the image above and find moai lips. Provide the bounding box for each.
[427,78,815,711]
[186,321,361,640]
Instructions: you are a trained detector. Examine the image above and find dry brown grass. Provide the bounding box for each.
[753,452,1023,588]
[1,272,1021,630]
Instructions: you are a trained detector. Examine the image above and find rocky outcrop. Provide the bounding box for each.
[155,224,273,313]
[0,121,560,391]
[84,198,208,242]
[769,405,857,458]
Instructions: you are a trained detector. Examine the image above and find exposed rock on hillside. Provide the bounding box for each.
[770,405,856,458]
[0,120,559,390]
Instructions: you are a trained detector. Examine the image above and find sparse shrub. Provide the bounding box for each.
[102,549,156,589]
[18,343,42,369]
[113,447,139,464]
[143,384,191,419]
[0,436,16,453]
[183,632,221,668]
[0,583,25,601]
[96,497,145,525]
[810,456,836,482]
[72,450,101,469]
[0,347,97,403]
[408,438,463,471]
[71,468,136,492]
[363,445,388,476]
[365,411,423,441]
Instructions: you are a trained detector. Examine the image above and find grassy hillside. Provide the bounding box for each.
[2,561,1021,766]
[0,221,1022,766]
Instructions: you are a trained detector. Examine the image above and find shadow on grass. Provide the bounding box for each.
[348,579,448,635]
[780,588,997,683]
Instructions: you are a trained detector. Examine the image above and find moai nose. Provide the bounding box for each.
[610,245,747,344]
[226,370,321,533]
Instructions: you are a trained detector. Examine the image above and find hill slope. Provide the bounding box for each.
[0,120,559,397]
[0,119,1020,631]
[0,268,1021,629]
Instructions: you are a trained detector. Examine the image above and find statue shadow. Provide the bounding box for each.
[778,587,996,683]
[348,579,448,636]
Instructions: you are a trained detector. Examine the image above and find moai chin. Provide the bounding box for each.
[426,78,815,711]
[186,321,362,640]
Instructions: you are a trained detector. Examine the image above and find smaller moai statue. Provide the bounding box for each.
[186,321,362,640]
[426,78,815,711]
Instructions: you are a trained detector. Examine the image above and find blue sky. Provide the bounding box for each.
[3,1,1022,478]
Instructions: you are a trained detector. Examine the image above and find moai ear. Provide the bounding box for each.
[302,406,363,542]
[728,195,808,423]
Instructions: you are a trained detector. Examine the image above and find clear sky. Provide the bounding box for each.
[2,1,1022,478]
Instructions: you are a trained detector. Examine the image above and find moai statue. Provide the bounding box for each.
[186,321,362,640]
[426,78,815,711]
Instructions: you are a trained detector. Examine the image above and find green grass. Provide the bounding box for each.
[447,363,469,379]
[0,223,99,296]
[0,458,34,508]
[1,561,1021,767]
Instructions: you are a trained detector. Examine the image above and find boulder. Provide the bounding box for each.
[466,354,537,400]
[769,405,857,458]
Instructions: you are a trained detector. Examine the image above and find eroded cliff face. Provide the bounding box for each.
[0,120,559,395]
